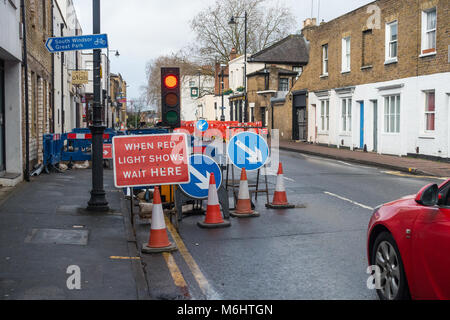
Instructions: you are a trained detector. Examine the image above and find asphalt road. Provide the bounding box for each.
[138,150,444,300]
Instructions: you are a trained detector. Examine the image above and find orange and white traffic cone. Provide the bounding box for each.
[266,163,295,209]
[198,173,231,229]
[231,168,260,218]
[142,187,177,253]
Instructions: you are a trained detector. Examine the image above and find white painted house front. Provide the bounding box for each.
[309,72,450,159]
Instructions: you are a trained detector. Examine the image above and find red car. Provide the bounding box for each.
[367,179,450,300]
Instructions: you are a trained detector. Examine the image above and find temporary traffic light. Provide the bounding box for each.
[161,67,181,128]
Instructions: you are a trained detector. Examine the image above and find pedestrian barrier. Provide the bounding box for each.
[62,132,112,162]
[43,129,122,170]
[197,173,231,229]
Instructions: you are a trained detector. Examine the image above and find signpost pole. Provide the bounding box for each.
[87,0,109,212]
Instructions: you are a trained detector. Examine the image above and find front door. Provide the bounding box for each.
[292,91,307,141]
[372,100,378,152]
[360,101,365,149]
[0,60,5,172]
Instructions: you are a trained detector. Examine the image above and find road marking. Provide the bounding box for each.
[382,171,448,181]
[110,256,141,260]
[165,217,222,300]
[163,252,191,299]
[284,177,295,182]
[323,191,374,211]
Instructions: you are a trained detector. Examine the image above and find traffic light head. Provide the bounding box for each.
[161,67,181,128]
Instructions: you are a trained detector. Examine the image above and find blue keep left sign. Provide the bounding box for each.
[179,154,222,200]
[227,132,269,171]
[196,120,209,132]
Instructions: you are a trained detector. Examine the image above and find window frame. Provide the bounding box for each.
[421,7,437,56]
[341,98,352,133]
[385,21,398,63]
[383,95,401,134]
[322,44,329,76]
[341,37,351,73]
[319,99,330,133]
[424,90,436,132]
[278,77,289,91]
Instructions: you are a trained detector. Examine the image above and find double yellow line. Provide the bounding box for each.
[164,216,220,299]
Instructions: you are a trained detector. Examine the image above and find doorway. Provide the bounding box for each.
[359,101,365,149]
[371,100,378,152]
[292,91,307,141]
[0,60,5,172]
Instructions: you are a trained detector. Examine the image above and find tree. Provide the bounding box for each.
[143,51,215,114]
[190,0,296,63]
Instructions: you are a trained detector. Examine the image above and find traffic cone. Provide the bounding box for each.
[198,173,231,229]
[142,187,177,253]
[266,163,295,209]
[231,168,260,218]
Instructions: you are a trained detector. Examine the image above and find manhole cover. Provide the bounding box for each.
[25,229,89,246]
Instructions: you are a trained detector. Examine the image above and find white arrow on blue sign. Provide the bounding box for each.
[227,132,269,171]
[196,120,209,132]
[179,154,222,200]
[45,34,109,53]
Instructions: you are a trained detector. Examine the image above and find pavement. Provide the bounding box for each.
[0,168,148,300]
[279,141,450,178]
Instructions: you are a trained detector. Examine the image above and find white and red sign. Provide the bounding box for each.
[103,144,112,159]
[112,133,190,188]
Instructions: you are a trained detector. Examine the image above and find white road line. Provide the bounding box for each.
[323,191,374,211]
[284,177,295,182]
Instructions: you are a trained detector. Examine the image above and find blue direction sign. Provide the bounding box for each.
[179,154,222,200]
[45,34,108,53]
[227,132,269,171]
[196,120,209,132]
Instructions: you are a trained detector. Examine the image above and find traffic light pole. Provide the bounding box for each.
[87,0,109,212]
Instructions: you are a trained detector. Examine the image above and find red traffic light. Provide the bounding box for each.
[164,74,178,89]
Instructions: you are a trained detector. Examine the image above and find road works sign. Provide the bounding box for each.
[227,132,269,171]
[112,133,190,188]
[45,34,108,53]
[103,144,112,159]
[179,154,222,199]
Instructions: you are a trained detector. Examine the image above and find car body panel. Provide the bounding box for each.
[367,179,450,300]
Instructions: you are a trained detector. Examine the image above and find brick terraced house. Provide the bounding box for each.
[277,0,450,161]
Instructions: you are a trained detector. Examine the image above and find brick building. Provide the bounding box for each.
[23,0,53,170]
[246,34,309,129]
[276,0,450,160]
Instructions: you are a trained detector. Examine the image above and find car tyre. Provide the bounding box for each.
[371,232,410,300]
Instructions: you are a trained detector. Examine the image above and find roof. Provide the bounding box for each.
[249,34,309,65]
[247,67,298,78]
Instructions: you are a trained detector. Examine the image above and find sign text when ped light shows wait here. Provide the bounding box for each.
[112,133,190,188]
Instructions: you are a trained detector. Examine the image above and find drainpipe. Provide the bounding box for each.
[20,0,30,182]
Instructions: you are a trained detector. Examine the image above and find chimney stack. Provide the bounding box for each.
[302,18,317,29]
[229,48,238,61]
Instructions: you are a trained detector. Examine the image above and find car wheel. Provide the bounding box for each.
[371,232,410,300]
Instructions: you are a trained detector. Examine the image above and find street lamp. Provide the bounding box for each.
[220,63,227,121]
[229,11,248,123]
[107,49,120,128]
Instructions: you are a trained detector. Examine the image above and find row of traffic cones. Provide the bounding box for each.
[142,162,293,253]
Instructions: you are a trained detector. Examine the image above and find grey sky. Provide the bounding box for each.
[73,0,374,104]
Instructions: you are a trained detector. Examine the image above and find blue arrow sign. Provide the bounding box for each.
[196,120,209,132]
[45,34,108,53]
[179,154,222,200]
[227,132,269,171]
